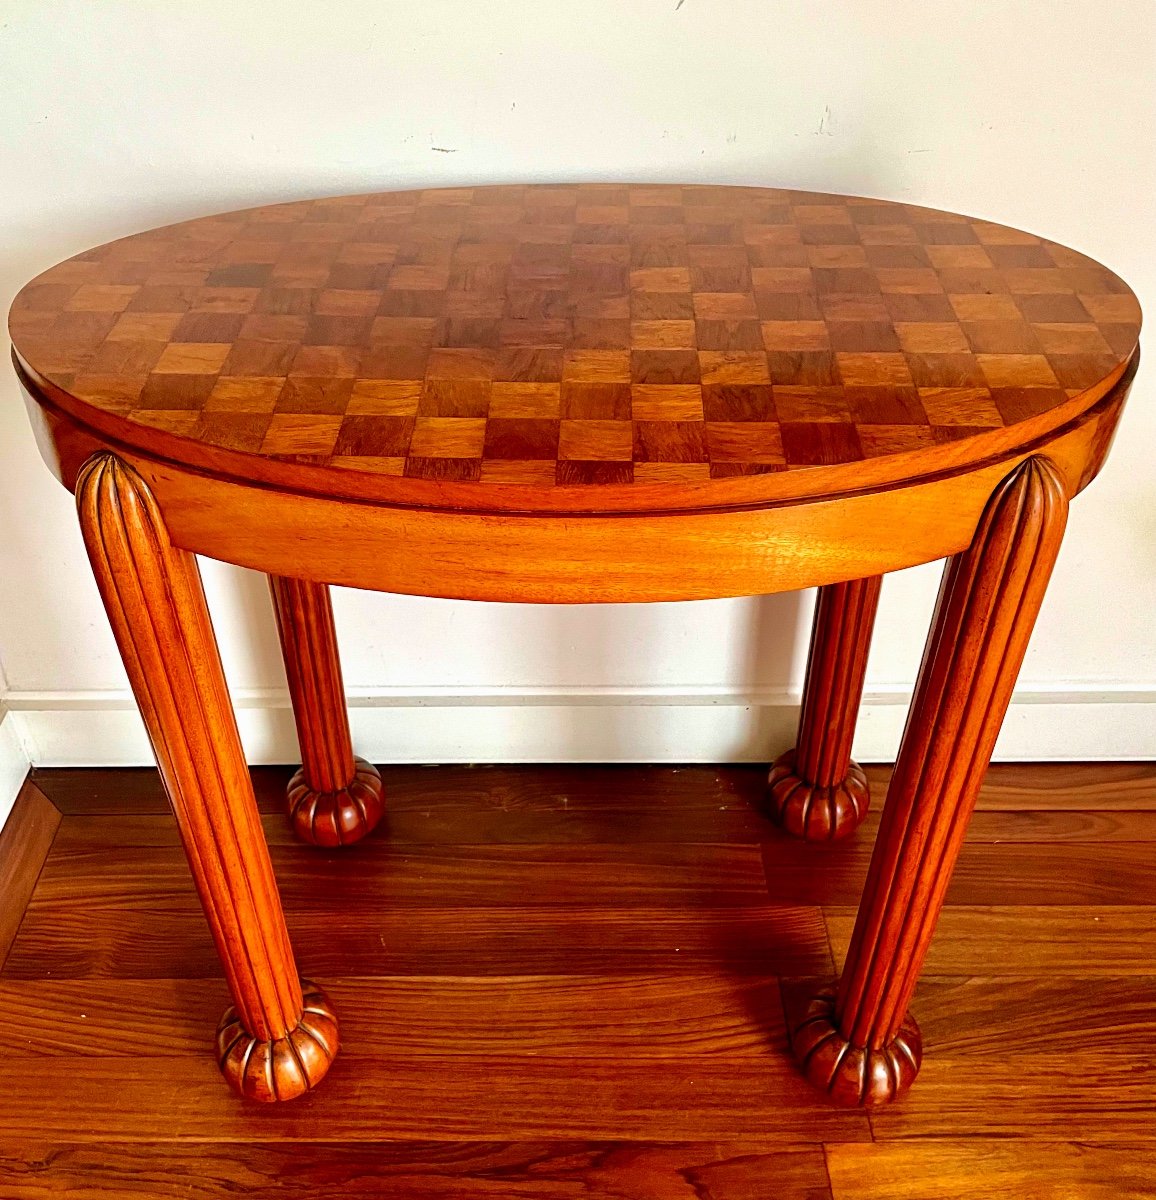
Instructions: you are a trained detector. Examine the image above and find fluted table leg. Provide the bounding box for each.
[77,453,337,1101]
[766,576,881,841]
[792,456,1068,1105]
[269,576,383,847]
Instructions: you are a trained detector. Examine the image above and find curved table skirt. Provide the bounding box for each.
[23,360,1132,605]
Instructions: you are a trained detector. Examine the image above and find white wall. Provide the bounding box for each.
[0,1,1153,799]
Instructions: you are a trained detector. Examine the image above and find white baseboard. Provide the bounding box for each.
[5,684,1156,768]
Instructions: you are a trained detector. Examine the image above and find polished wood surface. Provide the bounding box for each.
[7,188,1142,1110]
[9,185,1140,514]
[766,575,880,840]
[75,454,335,1100]
[2,762,1155,1197]
[268,575,384,846]
[0,781,60,969]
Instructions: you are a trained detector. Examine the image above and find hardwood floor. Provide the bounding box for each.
[1,763,1155,1198]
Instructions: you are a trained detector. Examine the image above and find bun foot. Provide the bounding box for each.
[791,986,921,1107]
[287,757,384,847]
[217,980,339,1102]
[764,750,870,842]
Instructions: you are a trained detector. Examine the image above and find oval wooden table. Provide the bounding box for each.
[9,184,1141,1107]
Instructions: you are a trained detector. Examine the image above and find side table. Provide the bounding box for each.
[9,183,1140,1106]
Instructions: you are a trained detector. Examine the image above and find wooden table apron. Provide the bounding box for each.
[7,182,1142,1109]
[25,362,1129,602]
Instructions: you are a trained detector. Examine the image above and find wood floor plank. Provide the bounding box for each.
[825,906,1156,976]
[0,1140,834,1200]
[33,763,1156,830]
[35,834,1156,916]
[783,975,1156,1058]
[51,804,1156,860]
[3,904,833,979]
[36,762,1156,818]
[855,806,1156,844]
[0,782,60,969]
[31,841,773,910]
[862,762,1156,810]
[30,765,288,815]
[970,762,1156,811]
[36,761,1156,844]
[51,798,769,847]
[22,974,1152,1070]
[0,974,789,1058]
[911,976,1156,1056]
[826,1140,1156,1200]
[370,763,771,843]
[31,763,771,822]
[765,841,1156,905]
[868,1054,1156,1140]
[0,1055,871,1142]
[49,811,299,849]
[962,808,1156,842]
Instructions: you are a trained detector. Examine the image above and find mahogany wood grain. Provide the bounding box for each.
[852,796,1156,843]
[44,790,1156,852]
[761,839,1156,905]
[0,974,789,1058]
[34,831,1156,913]
[32,762,768,818]
[268,575,383,845]
[0,1056,872,1144]
[766,576,880,840]
[793,456,1068,1106]
[48,793,769,849]
[961,808,1156,841]
[783,974,1156,1074]
[4,904,832,980]
[825,905,1156,977]
[29,839,774,910]
[0,1141,836,1200]
[74,453,336,1100]
[949,760,1156,810]
[867,1053,1156,1140]
[826,1141,1156,1200]
[34,758,1156,818]
[9,971,1156,1066]
[907,975,1156,1058]
[0,782,60,970]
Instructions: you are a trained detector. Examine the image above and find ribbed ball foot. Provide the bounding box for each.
[764,750,870,842]
[217,980,339,1102]
[287,757,384,847]
[791,986,922,1107]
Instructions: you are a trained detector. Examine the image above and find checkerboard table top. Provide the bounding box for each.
[9,184,1140,514]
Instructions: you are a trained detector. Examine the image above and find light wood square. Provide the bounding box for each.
[977,354,1061,387]
[631,385,704,420]
[895,323,971,354]
[836,353,914,386]
[153,343,231,374]
[409,417,487,457]
[761,322,831,351]
[558,419,633,460]
[259,414,342,454]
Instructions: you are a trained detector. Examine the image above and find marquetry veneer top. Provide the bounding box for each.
[10,184,1140,514]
